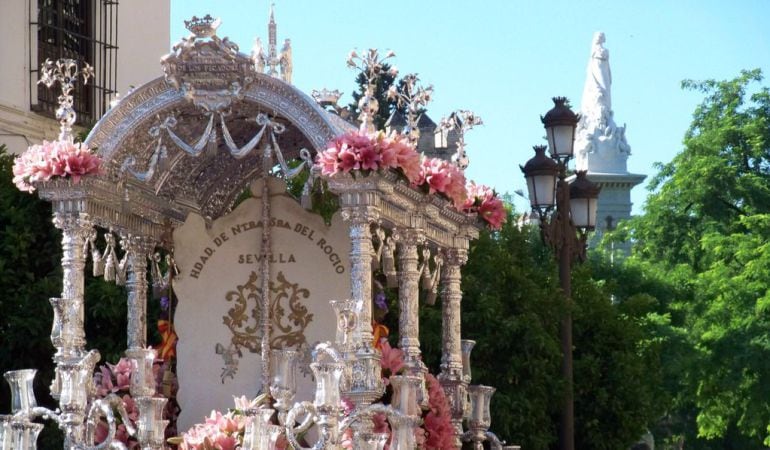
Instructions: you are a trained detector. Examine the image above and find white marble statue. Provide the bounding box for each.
[583,32,612,117]
[279,38,293,84]
[575,32,631,174]
[252,37,266,73]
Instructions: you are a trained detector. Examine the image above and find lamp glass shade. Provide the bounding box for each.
[569,196,598,230]
[546,124,575,159]
[526,172,557,210]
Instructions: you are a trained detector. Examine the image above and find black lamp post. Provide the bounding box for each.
[520,97,600,450]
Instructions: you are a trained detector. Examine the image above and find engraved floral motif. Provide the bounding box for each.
[217,270,313,382]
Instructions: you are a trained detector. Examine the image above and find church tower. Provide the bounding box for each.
[574,32,645,251]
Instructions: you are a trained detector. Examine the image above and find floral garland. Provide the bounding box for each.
[315,131,506,230]
[11,140,101,192]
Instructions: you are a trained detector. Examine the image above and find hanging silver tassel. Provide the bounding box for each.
[166,254,180,279]
[300,174,314,210]
[115,252,128,286]
[420,247,433,290]
[383,237,398,288]
[371,226,386,270]
[103,233,117,282]
[91,235,104,277]
[151,253,164,298]
[425,254,443,306]
[205,128,219,158]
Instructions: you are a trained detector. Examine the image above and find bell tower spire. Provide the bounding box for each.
[252,3,293,83]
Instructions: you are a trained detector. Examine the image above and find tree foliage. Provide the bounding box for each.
[415,214,663,449]
[615,69,770,448]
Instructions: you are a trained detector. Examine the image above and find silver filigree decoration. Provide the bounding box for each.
[162,15,254,113]
[347,48,398,133]
[122,111,312,183]
[38,58,94,143]
[387,73,434,144]
[439,110,484,170]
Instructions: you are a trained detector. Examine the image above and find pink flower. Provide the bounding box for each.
[122,394,139,422]
[463,181,507,230]
[394,143,421,183]
[377,134,399,168]
[94,421,109,444]
[358,144,381,171]
[317,147,339,176]
[211,431,238,450]
[478,195,506,230]
[379,338,405,376]
[416,158,468,207]
[274,434,289,450]
[422,374,458,450]
[337,145,360,172]
[108,358,132,392]
[12,140,100,192]
[373,412,390,434]
[341,428,354,449]
[419,158,449,194]
[95,366,114,396]
[315,131,420,181]
[63,144,101,183]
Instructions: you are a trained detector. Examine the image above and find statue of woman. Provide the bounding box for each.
[583,31,612,113]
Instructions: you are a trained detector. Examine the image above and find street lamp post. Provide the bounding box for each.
[520,97,601,450]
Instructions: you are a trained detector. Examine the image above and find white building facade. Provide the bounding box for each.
[0,0,170,155]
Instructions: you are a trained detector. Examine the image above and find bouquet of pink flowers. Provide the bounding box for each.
[417,157,467,208]
[12,140,101,192]
[316,131,421,183]
[178,410,247,450]
[463,182,507,230]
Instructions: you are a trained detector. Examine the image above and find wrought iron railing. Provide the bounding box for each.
[30,0,118,125]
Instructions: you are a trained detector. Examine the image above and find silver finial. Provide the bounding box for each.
[38,58,94,143]
[346,48,398,133]
[386,73,433,144]
[439,110,483,170]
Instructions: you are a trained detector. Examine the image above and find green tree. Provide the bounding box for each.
[415,213,663,450]
[618,69,770,448]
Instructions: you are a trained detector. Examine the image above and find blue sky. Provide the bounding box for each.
[171,0,770,214]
